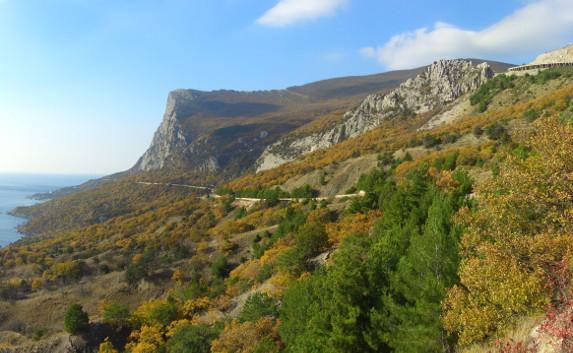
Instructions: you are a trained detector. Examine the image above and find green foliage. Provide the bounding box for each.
[279,166,472,352]
[134,299,179,327]
[472,125,484,137]
[295,222,330,259]
[64,304,89,335]
[125,248,156,285]
[239,293,279,323]
[522,108,540,122]
[433,152,459,171]
[211,255,229,279]
[291,184,320,199]
[166,324,218,353]
[422,135,441,148]
[350,168,395,212]
[102,303,130,328]
[485,122,510,142]
[470,74,516,112]
[275,207,307,238]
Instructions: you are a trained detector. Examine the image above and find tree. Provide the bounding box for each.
[167,323,217,353]
[102,303,130,329]
[64,304,89,334]
[443,116,573,345]
[239,293,279,323]
[384,191,461,353]
[295,222,330,259]
[211,255,229,279]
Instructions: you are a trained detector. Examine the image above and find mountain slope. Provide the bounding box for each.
[131,68,427,177]
[255,59,509,172]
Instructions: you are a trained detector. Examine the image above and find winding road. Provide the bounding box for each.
[135,181,365,202]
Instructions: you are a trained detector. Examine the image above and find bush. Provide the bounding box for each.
[211,255,229,279]
[291,184,319,199]
[134,299,178,327]
[472,126,484,137]
[167,323,217,353]
[239,293,279,323]
[64,304,89,334]
[102,303,130,328]
[422,135,441,148]
[523,108,540,122]
[295,222,330,258]
[470,74,515,112]
[485,123,510,142]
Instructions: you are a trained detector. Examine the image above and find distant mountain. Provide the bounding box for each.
[133,60,512,179]
[131,68,427,177]
[256,59,512,172]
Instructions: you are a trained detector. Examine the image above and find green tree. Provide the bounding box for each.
[102,303,130,329]
[167,323,217,353]
[295,222,330,259]
[384,191,461,353]
[64,304,89,334]
[239,293,279,323]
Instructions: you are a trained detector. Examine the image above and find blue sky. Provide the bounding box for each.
[1,0,572,174]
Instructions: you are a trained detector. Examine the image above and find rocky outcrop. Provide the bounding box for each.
[130,68,432,177]
[132,90,198,172]
[0,334,90,353]
[530,43,573,65]
[255,59,494,172]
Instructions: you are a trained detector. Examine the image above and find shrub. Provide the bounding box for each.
[211,255,229,279]
[239,293,279,323]
[167,323,217,353]
[522,108,540,122]
[295,222,330,259]
[485,122,510,142]
[102,303,130,328]
[422,135,441,148]
[133,299,178,327]
[64,304,89,334]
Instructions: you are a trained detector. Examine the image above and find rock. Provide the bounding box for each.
[255,59,494,172]
[132,90,197,172]
[0,334,90,353]
[530,44,573,65]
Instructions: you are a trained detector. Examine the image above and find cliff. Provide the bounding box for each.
[130,68,427,177]
[255,59,495,172]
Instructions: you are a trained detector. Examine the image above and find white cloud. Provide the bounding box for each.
[257,0,346,27]
[361,0,573,69]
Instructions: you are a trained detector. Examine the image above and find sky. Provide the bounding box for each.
[1,0,572,175]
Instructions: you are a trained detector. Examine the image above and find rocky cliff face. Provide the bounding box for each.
[256,59,494,172]
[132,90,211,172]
[131,69,427,177]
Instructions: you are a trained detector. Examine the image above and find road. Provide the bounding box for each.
[135,181,365,202]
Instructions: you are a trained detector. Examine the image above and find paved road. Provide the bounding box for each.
[136,181,365,201]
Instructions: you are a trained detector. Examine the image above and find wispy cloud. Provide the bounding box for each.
[361,0,573,69]
[257,0,346,27]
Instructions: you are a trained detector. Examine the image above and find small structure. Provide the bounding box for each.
[509,62,573,72]
[508,44,573,73]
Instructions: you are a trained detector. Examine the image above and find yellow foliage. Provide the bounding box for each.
[325,210,381,244]
[181,297,211,319]
[125,325,165,353]
[211,317,281,353]
[444,115,573,346]
[97,338,118,353]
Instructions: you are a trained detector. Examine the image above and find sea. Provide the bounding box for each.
[0,174,98,247]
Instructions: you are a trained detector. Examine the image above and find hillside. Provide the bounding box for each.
[131,68,427,177]
[3,45,573,353]
[132,60,512,179]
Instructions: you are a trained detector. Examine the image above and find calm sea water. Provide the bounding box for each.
[0,174,98,247]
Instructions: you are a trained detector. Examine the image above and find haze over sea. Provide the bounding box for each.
[0,174,97,247]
